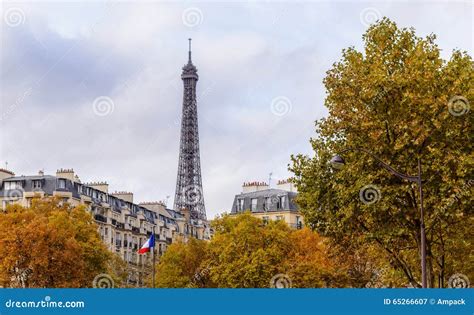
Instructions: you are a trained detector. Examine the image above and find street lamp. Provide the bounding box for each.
[331,148,427,288]
[329,155,345,170]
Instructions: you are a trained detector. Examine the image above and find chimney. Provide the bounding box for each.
[74,174,81,183]
[56,168,75,181]
[242,181,269,193]
[86,181,109,194]
[140,201,166,213]
[112,191,134,203]
[276,179,297,193]
[0,168,15,181]
[38,170,44,176]
[180,207,191,222]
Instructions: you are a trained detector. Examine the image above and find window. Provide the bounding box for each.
[250,198,258,211]
[296,216,302,229]
[262,216,269,224]
[237,199,244,212]
[276,215,283,221]
[58,179,66,189]
[264,197,272,212]
[4,181,22,190]
[277,196,286,209]
[116,233,122,247]
[32,180,42,189]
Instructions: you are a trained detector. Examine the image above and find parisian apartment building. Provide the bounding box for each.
[230,179,304,229]
[0,167,211,286]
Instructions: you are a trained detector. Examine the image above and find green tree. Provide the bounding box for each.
[290,18,473,287]
[0,197,112,287]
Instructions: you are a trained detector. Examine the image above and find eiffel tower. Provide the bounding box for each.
[173,39,207,221]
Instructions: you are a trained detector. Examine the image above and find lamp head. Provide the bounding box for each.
[330,155,345,170]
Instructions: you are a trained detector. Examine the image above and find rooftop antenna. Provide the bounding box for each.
[166,195,170,207]
[268,172,273,187]
[5,161,8,170]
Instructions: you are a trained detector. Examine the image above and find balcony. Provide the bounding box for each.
[131,227,140,234]
[94,214,107,223]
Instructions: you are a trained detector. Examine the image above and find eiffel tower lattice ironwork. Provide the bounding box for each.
[173,39,207,221]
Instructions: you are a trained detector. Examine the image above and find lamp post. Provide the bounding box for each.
[330,148,427,288]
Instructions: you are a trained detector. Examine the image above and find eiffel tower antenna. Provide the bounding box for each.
[188,38,192,62]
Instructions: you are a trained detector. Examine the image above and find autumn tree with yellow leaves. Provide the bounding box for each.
[290,18,473,287]
[151,213,376,288]
[0,197,113,287]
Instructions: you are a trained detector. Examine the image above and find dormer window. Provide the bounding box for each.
[264,197,272,211]
[4,181,22,190]
[237,199,244,212]
[58,179,67,189]
[32,180,42,189]
[250,198,258,211]
[277,195,286,209]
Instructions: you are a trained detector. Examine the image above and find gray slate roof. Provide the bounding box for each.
[231,188,298,214]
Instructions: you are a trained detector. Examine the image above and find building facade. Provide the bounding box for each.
[0,168,211,286]
[230,179,303,229]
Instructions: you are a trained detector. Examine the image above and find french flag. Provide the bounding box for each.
[138,234,155,254]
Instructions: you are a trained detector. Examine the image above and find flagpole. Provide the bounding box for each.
[152,225,156,289]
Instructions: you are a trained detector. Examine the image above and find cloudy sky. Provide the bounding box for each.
[0,0,472,218]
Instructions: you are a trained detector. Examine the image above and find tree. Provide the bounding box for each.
[290,18,473,287]
[0,197,112,287]
[151,213,364,288]
[153,238,208,288]
[205,213,291,288]
[285,228,345,287]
